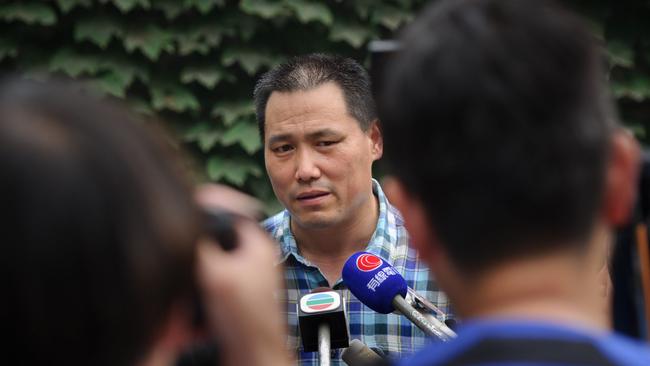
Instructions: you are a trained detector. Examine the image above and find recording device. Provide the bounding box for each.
[342,252,456,341]
[298,289,350,365]
[341,339,389,366]
[176,208,245,366]
[203,207,240,251]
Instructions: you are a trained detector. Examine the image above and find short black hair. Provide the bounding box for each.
[253,53,377,141]
[380,0,614,274]
[0,79,201,366]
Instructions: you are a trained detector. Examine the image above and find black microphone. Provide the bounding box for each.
[298,288,350,365]
[342,252,456,341]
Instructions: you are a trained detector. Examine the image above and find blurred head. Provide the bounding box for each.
[255,54,383,230]
[380,0,639,278]
[0,80,201,366]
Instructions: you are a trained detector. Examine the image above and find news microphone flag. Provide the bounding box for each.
[300,292,341,313]
[342,252,407,314]
[343,252,455,341]
[297,290,349,353]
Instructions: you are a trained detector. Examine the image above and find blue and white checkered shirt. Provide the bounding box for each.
[263,179,451,365]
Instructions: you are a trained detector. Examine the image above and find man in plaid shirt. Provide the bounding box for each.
[254,54,451,365]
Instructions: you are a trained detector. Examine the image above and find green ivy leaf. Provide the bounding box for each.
[75,16,124,49]
[240,0,288,19]
[0,38,18,61]
[150,82,201,113]
[211,100,255,126]
[154,0,186,20]
[353,0,374,20]
[128,96,154,116]
[612,74,650,102]
[93,70,132,97]
[184,0,225,14]
[181,66,235,89]
[221,120,262,154]
[108,0,151,13]
[221,47,281,75]
[249,179,282,216]
[124,24,175,60]
[607,40,634,69]
[99,57,149,84]
[183,121,223,152]
[218,11,259,41]
[329,20,374,48]
[49,48,102,77]
[371,5,412,31]
[206,155,262,186]
[286,0,333,26]
[175,23,230,56]
[0,3,57,25]
[56,0,92,13]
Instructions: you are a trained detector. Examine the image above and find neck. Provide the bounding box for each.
[292,193,379,257]
[291,192,379,285]
[448,249,609,331]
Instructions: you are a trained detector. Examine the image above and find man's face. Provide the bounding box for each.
[264,82,382,230]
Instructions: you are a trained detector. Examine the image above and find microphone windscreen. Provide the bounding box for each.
[342,252,407,314]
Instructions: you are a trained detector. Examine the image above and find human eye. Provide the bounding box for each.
[271,144,294,154]
[316,140,339,147]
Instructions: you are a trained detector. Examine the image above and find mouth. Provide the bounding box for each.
[296,191,330,203]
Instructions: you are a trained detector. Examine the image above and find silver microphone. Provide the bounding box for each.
[400,288,457,339]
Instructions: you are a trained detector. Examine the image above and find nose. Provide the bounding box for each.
[294,148,321,183]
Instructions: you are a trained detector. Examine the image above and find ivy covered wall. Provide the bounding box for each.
[0,0,648,210]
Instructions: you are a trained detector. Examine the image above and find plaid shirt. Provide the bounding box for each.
[263,180,452,365]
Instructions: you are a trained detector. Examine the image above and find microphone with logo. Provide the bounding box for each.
[342,252,456,341]
[298,288,350,366]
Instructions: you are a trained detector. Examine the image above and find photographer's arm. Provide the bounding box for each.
[195,185,290,366]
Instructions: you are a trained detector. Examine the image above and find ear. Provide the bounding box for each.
[383,176,438,263]
[368,120,383,161]
[602,129,641,226]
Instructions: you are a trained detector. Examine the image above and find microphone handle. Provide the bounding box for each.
[392,295,452,341]
[342,339,386,366]
[318,323,331,366]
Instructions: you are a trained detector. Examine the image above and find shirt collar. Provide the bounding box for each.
[277,179,400,265]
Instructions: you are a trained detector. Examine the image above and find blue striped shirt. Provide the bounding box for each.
[263,179,451,365]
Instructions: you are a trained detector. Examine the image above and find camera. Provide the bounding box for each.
[203,208,240,252]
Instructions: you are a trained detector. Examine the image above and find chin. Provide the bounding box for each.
[293,213,340,230]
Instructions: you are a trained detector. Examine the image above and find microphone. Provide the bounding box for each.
[298,288,349,365]
[341,339,388,366]
[342,252,456,341]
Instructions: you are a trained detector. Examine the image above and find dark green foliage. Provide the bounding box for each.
[565,0,650,142]
[0,0,647,210]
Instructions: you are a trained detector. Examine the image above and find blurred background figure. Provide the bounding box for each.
[0,79,288,366]
[378,0,650,365]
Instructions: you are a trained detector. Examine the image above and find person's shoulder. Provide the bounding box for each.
[597,332,650,366]
[395,337,469,366]
[397,323,650,366]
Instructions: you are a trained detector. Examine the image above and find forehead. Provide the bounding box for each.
[264,82,361,139]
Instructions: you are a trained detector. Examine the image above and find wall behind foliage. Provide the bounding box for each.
[0,0,648,211]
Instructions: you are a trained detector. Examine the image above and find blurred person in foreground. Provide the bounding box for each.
[0,79,288,366]
[254,54,452,364]
[378,0,650,365]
